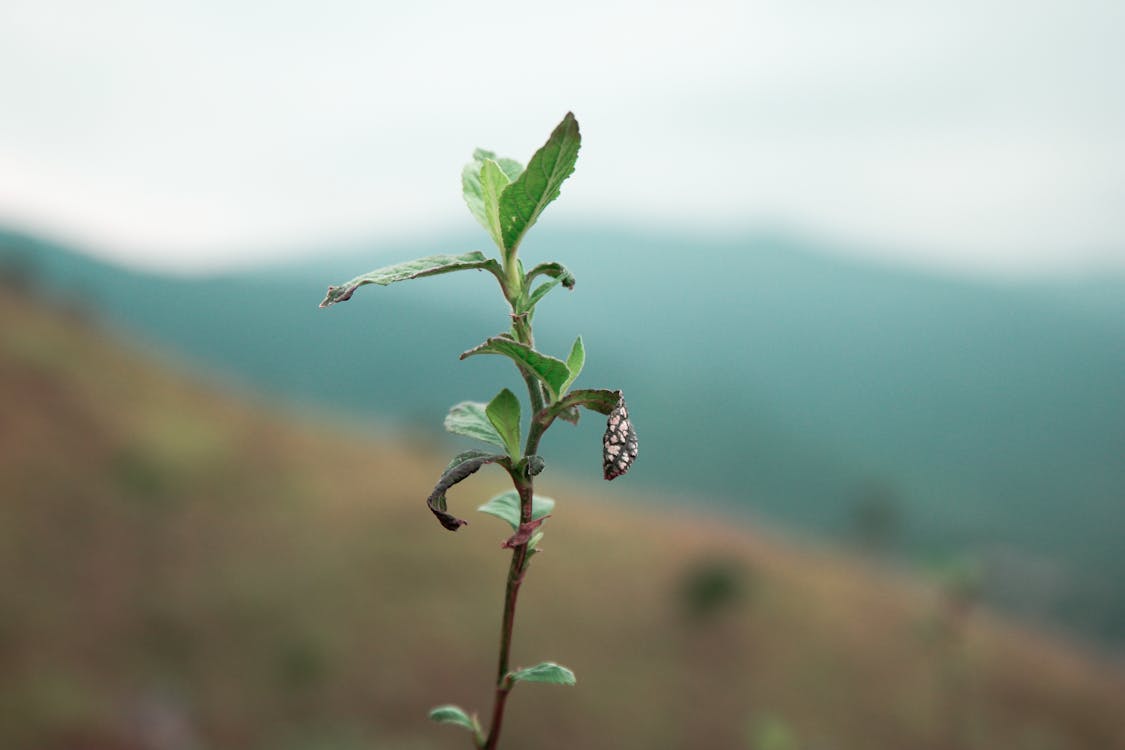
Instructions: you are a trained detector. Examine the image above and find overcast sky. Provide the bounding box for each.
[1,0,1123,277]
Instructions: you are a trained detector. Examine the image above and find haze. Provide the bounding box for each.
[1,0,1123,277]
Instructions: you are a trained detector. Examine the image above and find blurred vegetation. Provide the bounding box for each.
[1,287,1123,749]
[5,226,1125,649]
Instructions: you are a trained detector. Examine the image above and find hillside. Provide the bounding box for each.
[3,225,1125,647]
[2,286,1123,749]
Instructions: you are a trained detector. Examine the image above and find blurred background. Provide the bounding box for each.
[1,1,1123,748]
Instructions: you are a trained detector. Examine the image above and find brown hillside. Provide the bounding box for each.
[1,287,1122,750]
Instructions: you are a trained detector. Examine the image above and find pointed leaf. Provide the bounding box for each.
[528,529,545,551]
[319,252,499,307]
[479,159,511,250]
[523,262,576,311]
[445,402,505,449]
[460,337,570,401]
[508,662,576,686]
[561,336,585,393]
[427,452,508,531]
[537,389,623,427]
[477,490,555,530]
[526,261,576,289]
[428,705,481,739]
[498,112,581,257]
[526,279,560,312]
[485,388,521,460]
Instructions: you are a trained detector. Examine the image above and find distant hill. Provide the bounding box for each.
[2,283,1123,750]
[3,224,1124,647]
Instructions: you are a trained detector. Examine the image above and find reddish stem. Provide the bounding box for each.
[481,476,534,749]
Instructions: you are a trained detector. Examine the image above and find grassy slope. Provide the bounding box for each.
[1,287,1122,750]
[6,227,1125,647]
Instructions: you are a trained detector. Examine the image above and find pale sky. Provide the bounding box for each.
[1,0,1123,277]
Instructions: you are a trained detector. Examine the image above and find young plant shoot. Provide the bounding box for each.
[319,112,637,749]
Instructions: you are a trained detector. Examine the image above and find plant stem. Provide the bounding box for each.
[482,311,542,750]
[482,477,532,750]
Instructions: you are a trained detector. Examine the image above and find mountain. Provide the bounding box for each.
[3,224,1124,646]
[3,283,1123,750]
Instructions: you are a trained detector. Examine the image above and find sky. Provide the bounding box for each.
[1,0,1123,277]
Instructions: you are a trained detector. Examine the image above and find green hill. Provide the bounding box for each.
[3,279,1125,749]
[3,225,1124,648]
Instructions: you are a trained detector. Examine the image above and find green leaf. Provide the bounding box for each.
[474,149,523,181]
[463,162,488,232]
[526,261,576,288]
[498,112,581,257]
[428,705,481,739]
[561,335,585,394]
[479,159,511,250]
[477,490,555,530]
[524,262,576,312]
[463,150,524,242]
[485,388,521,460]
[319,252,500,307]
[537,388,622,427]
[528,529,545,551]
[525,277,565,312]
[444,402,505,449]
[508,662,576,686]
[460,337,570,401]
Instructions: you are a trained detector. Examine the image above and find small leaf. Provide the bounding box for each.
[427,453,508,531]
[561,336,585,394]
[523,262,576,311]
[461,152,493,235]
[475,149,524,182]
[477,490,555,530]
[526,261,576,289]
[428,705,481,740]
[445,402,505,449]
[463,151,524,242]
[461,337,570,401]
[508,662,576,686]
[428,705,475,730]
[320,252,500,307]
[485,388,522,461]
[526,278,563,312]
[499,113,581,257]
[536,389,622,429]
[478,159,511,251]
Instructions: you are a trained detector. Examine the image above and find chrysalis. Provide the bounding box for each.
[602,399,638,480]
